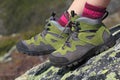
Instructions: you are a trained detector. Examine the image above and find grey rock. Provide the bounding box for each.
[108,0,120,14]
[103,11,120,27]
[0,46,16,63]
[15,42,120,80]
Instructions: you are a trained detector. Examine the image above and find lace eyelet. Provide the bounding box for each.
[46,28,50,31]
[47,23,51,26]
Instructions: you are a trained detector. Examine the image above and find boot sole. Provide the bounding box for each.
[50,36,116,67]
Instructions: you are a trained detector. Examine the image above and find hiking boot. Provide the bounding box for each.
[49,17,115,67]
[16,12,71,56]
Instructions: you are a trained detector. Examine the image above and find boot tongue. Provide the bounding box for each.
[48,20,70,33]
[76,17,102,31]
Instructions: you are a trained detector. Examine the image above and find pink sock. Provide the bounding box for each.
[58,11,70,27]
[82,3,106,19]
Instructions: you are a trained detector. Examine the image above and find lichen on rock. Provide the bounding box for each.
[15,42,120,80]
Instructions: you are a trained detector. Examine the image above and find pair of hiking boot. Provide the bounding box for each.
[16,11,115,67]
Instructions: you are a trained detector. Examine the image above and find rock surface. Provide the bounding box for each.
[15,43,120,80]
[0,46,16,63]
[108,0,120,14]
[15,25,120,80]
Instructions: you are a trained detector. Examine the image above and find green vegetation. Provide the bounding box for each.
[0,29,41,56]
[0,0,67,56]
[0,0,66,34]
[0,27,45,56]
[0,36,18,56]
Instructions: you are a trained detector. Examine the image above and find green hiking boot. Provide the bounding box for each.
[16,13,71,56]
[49,17,115,67]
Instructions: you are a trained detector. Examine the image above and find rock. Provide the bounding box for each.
[15,41,120,80]
[15,25,120,80]
[0,46,16,63]
[107,0,120,14]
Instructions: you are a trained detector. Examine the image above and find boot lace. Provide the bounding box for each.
[33,12,72,41]
[62,22,80,49]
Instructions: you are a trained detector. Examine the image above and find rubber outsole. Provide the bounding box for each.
[50,36,116,67]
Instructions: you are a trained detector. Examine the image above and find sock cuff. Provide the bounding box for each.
[85,2,106,12]
[82,3,106,19]
[58,11,70,27]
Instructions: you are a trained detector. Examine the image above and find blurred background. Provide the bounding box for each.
[0,0,119,80]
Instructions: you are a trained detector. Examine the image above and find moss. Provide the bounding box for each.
[106,72,117,80]
[101,69,109,74]
[81,65,92,72]
[34,66,59,80]
[0,36,18,56]
[89,71,96,77]
[109,52,116,57]
[92,48,113,64]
